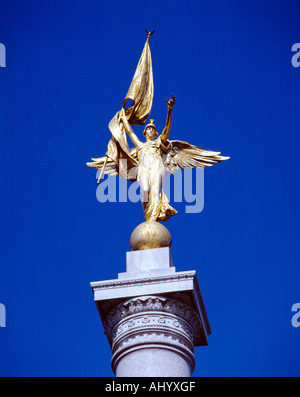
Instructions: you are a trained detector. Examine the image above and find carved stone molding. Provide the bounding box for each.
[104,295,202,345]
[112,312,194,351]
[103,295,201,374]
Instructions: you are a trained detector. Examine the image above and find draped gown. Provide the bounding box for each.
[137,137,177,222]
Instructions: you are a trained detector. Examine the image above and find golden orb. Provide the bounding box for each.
[130,221,172,251]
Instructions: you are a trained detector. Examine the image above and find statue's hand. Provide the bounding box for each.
[166,95,176,109]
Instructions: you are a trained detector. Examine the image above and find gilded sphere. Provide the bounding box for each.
[130,221,172,251]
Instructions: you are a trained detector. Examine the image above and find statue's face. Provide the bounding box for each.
[145,126,156,140]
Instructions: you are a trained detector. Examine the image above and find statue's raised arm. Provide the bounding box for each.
[160,95,176,144]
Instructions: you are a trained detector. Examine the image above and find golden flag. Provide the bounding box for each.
[104,35,154,179]
[87,33,154,182]
[122,36,154,125]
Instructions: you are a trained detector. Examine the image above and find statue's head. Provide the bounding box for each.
[143,119,159,140]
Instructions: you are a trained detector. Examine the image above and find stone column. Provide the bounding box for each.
[90,246,211,377]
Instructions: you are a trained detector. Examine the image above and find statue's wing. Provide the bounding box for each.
[86,156,118,176]
[86,147,138,181]
[165,140,229,175]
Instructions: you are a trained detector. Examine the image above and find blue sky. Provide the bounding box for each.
[0,0,299,376]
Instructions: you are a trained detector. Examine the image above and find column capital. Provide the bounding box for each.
[108,295,198,376]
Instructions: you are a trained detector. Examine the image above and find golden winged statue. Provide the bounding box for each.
[87,32,229,223]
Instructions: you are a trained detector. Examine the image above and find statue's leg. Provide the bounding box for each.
[138,172,150,217]
[147,172,163,221]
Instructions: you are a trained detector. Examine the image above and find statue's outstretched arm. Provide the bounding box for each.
[121,110,141,148]
[161,95,176,144]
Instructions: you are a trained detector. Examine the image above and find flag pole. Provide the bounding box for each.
[97,156,108,184]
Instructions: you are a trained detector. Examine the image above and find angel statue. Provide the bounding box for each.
[87,32,229,223]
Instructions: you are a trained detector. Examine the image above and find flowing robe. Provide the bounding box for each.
[137,137,177,222]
